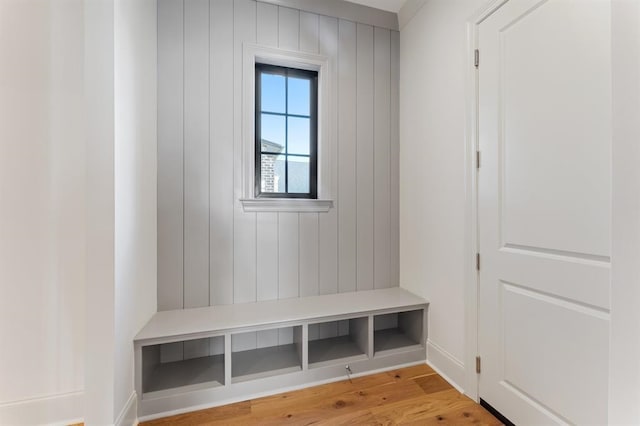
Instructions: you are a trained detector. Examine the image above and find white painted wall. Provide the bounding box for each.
[0,0,157,423]
[399,0,485,387]
[85,0,158,424]
[84,0,116,422]
[0,1,85,424]
[114,0,158,423]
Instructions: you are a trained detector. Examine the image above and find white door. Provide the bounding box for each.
[477,0,611,424]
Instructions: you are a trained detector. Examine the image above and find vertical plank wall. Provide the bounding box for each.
[157,0,185,362]
[157,0,400,357]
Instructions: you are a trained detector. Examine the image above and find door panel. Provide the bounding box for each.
[502,283,609,424]
[500,0,611,258]
[478,0,611,424]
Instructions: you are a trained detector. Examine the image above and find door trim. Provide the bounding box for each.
[463,0,508,402]
[609,1,640,423]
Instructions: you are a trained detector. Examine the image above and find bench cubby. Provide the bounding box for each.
[373,309,424,356]
[141,335,225,398]
[231,326,303,382]
[135,287,428,419]
[308,317,368,368]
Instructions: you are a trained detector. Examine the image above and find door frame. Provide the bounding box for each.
[462,0,508,402]
[608,1,640,423]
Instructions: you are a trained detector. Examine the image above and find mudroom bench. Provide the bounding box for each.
[134,287,428,419]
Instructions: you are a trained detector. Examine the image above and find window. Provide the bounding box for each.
[255,64,318,199]
[240,44,333,212]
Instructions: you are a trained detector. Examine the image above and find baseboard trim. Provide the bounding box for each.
[0,390,83,426]
[426,339,465,393]
[115,391,138,426]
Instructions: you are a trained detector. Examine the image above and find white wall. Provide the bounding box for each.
[1,1,154,424]
[399,0,485,387]
[114,0,158,423]
[85,0,158,423]
[156,0,400,358]
[0,1,85,424]
[84,0,116,422]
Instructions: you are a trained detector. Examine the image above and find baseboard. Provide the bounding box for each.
[426,339,465,392]
[0,390,83,426]
[115,391,138,426]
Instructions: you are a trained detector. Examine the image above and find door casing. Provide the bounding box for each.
[463,0,509,402]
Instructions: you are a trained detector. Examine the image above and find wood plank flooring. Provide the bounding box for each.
[141,364,502,425]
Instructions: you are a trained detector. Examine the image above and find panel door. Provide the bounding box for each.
[477,0,611,424]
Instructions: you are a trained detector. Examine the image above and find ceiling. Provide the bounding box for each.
[344,0,406,13]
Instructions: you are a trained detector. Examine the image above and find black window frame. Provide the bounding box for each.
[255,63,318,199]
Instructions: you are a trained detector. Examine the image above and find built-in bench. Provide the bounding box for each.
[134,287,429,419]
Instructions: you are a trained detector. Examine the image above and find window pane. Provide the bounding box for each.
[288,156,309,193]
[261,73,285,113]
[288,77,310,116]
[260,114,285,152]
[287,117,310,155]
[261,154,286,193]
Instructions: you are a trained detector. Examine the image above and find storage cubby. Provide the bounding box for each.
[141,335,225,397]
[373,309,424,356]
[231,326,303,382]
[308,317,368,368]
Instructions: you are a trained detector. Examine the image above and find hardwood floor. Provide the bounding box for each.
[141,364,502,425]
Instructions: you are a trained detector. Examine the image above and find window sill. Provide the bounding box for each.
[240,198,334,213]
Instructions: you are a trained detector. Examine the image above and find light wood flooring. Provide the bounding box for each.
[141,364,502,425]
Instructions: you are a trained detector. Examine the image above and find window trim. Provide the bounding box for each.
[240,43,334,213]
[255,64,318,199]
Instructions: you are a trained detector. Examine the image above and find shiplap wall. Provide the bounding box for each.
[157,0,399,360]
